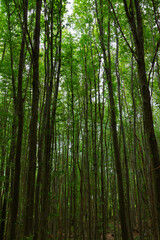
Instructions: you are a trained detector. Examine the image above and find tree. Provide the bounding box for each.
[0,0,160,239]
[122,0,160,237]
[24,0,42,237]
[9,0,28,239]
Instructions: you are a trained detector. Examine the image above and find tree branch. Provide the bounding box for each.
[13,0,34,55]
[107,0,138,61]
[148,39,160,85]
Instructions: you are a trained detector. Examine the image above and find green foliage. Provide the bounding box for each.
[0,0,159,239]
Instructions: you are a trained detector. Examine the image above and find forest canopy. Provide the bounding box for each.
[0,0,160,239]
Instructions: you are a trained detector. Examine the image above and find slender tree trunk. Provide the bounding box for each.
[0,98,7,237]
[105,123,109,230]
[65,92,70,240]
[24,0,42,237]
[78,129,85,240]
[90,35,98,240]
[0,5,18,234]
[94,2,131,239]
[97,66,105,239]
[38,1,52,237]
[0,117,17,240]
[115,26,133,240]
[65,128,69,240]
[70,43,77,240]
[84,47,92,240]
[123,0,160,236]
[34,3,59,238]
[9,1,28,238]
[41,2,62,238]
[131,52,143,240]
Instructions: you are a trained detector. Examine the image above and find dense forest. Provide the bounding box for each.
[0,0,160,239]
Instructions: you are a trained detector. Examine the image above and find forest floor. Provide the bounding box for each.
[105,230,139,239]
[106,233,114,240]
[105,221,140,239]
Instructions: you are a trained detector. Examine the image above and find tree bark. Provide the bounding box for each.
[94,1,131,239]
[84,46,92,240]
[9,1,28,238]
[90,34,98,240]
[123,0,160,236]
[115,25,133,240]
[41,1,62,238]
[24,0,42,237]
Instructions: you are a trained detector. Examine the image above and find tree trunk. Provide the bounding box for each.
[70,43,77,240]
[94,1,131,239]
[9,1,28,238]
[41,2,62,238]
[24,0,42,237]
[123,0,160,236]
[84,46,92,240]
[115,25,133,240]
[90,35,98,240]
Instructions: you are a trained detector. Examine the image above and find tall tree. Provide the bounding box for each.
[0,0,160,239]
[41,1,62,238]
[94,1,131,239]
[9,1,28,239]
[84,46,92,240]
[115,25,133,240]
[122,0,160,236]
[24,0,42,237]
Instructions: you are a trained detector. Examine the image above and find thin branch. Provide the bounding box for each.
[23,60,33,102]
[13,0,34,54]
[107,0,138,61]
[151,0,160,33]
[1,43,6,62]
[148,39,160,85]
[152,165,160,171]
